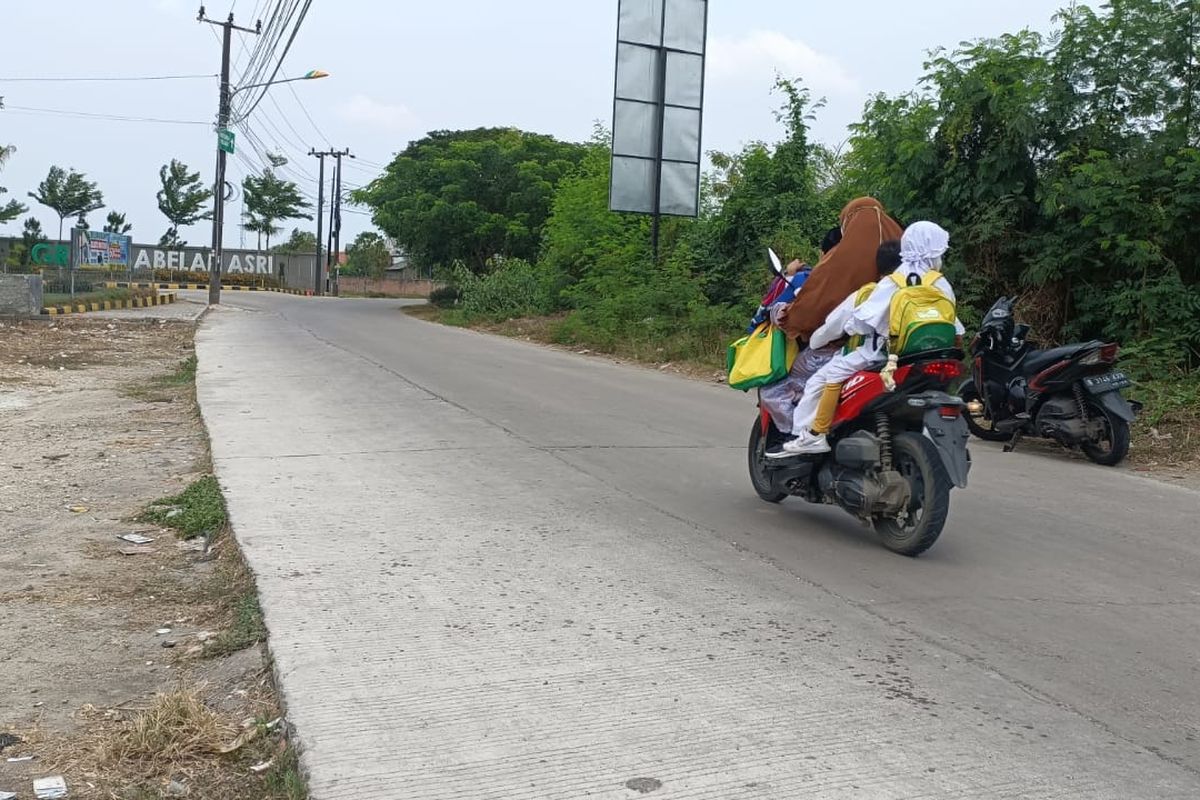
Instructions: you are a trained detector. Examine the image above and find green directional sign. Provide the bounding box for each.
[217,128,235,154]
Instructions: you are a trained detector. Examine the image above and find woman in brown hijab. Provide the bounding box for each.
[777,197,903,342]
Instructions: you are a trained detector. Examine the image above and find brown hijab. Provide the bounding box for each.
[778,197,903,341]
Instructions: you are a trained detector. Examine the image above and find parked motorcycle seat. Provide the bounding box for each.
[1022,341,1104,375]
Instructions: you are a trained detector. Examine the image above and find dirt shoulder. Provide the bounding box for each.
[0,318,304,799]
[404,306,1200,482]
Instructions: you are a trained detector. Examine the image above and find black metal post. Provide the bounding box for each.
[310,150,326,295]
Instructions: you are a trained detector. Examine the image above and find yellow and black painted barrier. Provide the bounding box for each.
[100,281,309,295]
[42,292,177,316]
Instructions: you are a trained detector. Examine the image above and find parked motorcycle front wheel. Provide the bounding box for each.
[747,418,788,503]
[1081,401,1131,467]
[874,433,952,557]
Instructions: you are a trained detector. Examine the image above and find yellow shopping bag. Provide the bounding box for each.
[726,322,798,391]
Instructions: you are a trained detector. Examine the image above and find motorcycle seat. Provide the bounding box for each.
[1022,341,1104,375]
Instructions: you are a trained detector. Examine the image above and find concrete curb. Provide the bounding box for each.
[42,292,177,316]
[101,281,310,295]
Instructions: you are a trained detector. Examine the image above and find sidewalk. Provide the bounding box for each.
[195,302,1200,799]
[85,294,207,322]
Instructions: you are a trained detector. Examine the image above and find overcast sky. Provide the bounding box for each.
[1,0,1070,250]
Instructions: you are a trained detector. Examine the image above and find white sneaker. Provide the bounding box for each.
[784,430,830,455]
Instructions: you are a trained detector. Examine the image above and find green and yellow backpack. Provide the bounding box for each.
[887,271,958,356]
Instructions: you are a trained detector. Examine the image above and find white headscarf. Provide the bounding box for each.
[845,220,953,341]
[899,221,950,274]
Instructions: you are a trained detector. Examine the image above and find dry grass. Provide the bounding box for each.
[102,685,234,771]
[15,676,306,799]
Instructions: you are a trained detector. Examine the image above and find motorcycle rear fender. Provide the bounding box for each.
[920,401,971,489]
[1089,387,1137,422]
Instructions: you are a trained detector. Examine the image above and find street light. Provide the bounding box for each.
[230,69,329,99]
[207,68,329,305]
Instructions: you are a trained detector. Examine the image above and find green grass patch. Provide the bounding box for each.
[123,355,197,402]
[408,304,735,375]
[262,745,308,799]
[140,475,227,538]
[159,354,197,386]
[205,591,267,658]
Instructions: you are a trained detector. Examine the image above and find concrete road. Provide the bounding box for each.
[196,292,1200,799]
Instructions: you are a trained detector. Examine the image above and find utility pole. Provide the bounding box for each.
[331,150,354,296]
[199,6,260,306]
[309,148,350,295]
[308,149,328,295]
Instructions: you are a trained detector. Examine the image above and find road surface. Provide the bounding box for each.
[194,292,1199,799]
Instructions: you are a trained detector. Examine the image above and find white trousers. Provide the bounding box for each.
[791,348,882,434]
[759,345,838,433]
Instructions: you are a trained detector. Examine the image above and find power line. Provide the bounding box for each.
[1,104,209,125]
[0,72,217,83]
[239,124,320,189]
[231,0,313,123]
[233,0,298,110]
[237,0,293,89]
[286,80,330,147]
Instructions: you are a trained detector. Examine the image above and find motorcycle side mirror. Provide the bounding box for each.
[767,248,786,280]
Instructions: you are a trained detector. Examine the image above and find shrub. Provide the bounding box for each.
[148,268,280,288]
[459,259,552,319]
[429,285,462,308]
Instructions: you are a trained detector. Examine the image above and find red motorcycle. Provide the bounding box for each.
[749,354,971,557]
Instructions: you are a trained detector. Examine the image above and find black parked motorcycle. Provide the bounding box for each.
[959,297,1139,466]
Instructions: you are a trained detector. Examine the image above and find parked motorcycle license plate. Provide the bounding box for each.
[1083,371,1131,392]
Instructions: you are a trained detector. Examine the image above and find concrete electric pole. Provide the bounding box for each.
[199,6,261,306]
[308,148,351,295]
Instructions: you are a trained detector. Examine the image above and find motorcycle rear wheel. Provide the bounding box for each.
[874,433,951,557]
[1081,401,1131,467]
[748,418,788,503]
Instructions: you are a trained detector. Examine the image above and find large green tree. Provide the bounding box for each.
[0,145,27,225]
[242,163,311,252]
[157,159,212,248]
[344,231,392,281]
[841,0,1200,368]
[272,228,318,253]
[28,165,103,241]
[353,127,586,273]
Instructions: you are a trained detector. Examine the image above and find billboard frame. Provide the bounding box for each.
[608,0,709,260]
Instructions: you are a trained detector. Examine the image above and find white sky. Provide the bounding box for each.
[1,0,1070,249]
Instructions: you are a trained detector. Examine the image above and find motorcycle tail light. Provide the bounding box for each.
[918,360,964,381]
[1100,343,1119,362]
[939,405,962,420]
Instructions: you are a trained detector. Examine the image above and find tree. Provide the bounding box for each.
[156,159,212,249]
[103,211,132,235]
[839,1,1200,369]
[352,127,587,273]
[345,231,392,283]
[28,165,103,241]
[688,78,837,306]
[271,228,318,253]
[0,145,27,226]
[242,163,311,252]
[7,216,46,269]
